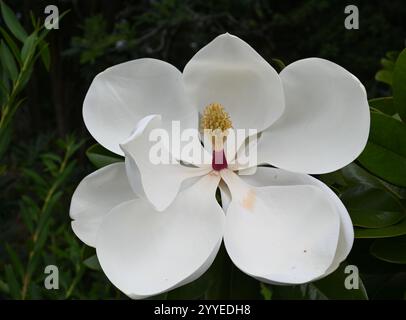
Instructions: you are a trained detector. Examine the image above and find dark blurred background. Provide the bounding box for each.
[13,0,406,140]
[1,0,405,299]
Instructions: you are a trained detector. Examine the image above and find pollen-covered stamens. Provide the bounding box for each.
[201,103,232,132]
[201,103,232,171]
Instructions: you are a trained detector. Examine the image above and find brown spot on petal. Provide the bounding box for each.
[242,189,256,211]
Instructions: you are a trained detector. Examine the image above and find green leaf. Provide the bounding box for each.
[375,69,392,85]
[260,283,272,300]
[380,57,396,70]
[22,168,48,188]
[358,112,406,187]
[4,264,20,299]
[393,48,406,122]
[370,236,406,264]
[369,97,396,116]
[355,218,406,238]
[340,185,405,228]
[21,33,38,62]
[0,279,9,294]
[86,144,123,168]
[341,163,383,189]
[83,254,102,271]
[0,26,21,65]
[316,169,347,188]
[374,51,398,87]
[349,209,405,228]
[38,40,50,71]
[1,1,28,42]
[0,40,18,81]
[341,163,405,199]
[270,263,368,300]
[5,244,24,281]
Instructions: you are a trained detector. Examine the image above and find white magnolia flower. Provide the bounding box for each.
[70,33,370,298]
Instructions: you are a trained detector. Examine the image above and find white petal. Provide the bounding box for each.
[120,115,211,211]
[70,163,136,247]
[238,167,354,277]
[221,169,340,284]
[183,33,284,133]
[83,58,197,155]
[228,133,259,171]
[95,173,224,299]
[258,58,370,174]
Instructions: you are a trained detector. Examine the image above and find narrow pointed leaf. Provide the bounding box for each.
[86,144,123,168]
[0,40,18,81]
[21,33,38,62]
[1,1,27,42]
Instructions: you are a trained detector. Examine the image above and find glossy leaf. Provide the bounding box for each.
[341,163,382,188]
[86,144,123,168]
[370,236,406,264]
[355,218,406,238]
[316,169,347,188]
[358,112,406,187]
[350,209,405,229]
[341,163,406,199]
[393,48,406,121]
[341,185,405,228]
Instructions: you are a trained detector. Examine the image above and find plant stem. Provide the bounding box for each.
[20,145,70,299]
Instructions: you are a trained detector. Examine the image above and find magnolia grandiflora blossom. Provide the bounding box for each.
[70,33,370,299]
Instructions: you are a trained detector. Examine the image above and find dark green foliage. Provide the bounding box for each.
[0,1,69,159]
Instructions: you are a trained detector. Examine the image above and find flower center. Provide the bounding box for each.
[201,103,232,171]
[201,103,233,132]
